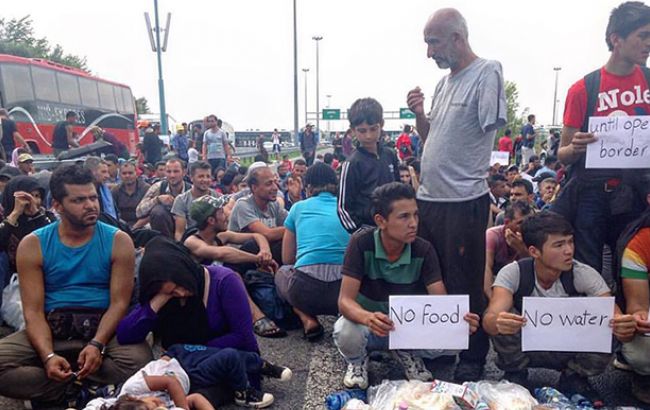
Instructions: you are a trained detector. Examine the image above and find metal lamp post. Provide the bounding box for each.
[302,68,310,125]
[312,36,323,135]
[144,0,171,135]
[292,0,299,142]
[552,67,562,126]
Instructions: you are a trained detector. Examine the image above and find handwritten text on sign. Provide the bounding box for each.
[586,115,650,168]
[389,295,469,350]
[490,151,510,166]
[521,297,614,353]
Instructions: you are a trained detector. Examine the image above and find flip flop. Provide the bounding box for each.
[303,323,324,342]
[254,317,287,338]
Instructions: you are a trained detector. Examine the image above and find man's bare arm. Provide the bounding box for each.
[93,231,135,345]
[18,234,53,361]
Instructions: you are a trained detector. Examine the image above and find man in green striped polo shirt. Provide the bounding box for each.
[333,182,480,389]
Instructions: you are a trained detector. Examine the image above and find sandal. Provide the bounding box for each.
[303,323,324,342]
[254,317,287,338]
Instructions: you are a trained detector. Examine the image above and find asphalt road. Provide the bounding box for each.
[0,317,648,409]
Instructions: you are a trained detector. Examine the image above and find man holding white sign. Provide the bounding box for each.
[483,212,636,405]
[333,183,479,390]
[554,1,650,277]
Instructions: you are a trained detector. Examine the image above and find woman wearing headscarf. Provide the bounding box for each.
[116,237,290,404]
[0,176,55,273]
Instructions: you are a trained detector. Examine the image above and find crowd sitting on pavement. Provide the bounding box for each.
[0,1,648,409]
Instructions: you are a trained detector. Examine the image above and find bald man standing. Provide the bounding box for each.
[407,9,506,382]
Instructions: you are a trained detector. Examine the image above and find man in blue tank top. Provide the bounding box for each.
[0,164,152,407]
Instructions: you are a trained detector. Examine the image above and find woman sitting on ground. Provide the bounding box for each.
[0,176,55,273]
[116,237,291,406]
[276,162,351,341]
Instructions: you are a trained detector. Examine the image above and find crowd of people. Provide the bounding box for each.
[0,1,648,409]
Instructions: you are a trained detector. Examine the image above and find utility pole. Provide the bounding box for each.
[302,68,310,125]
[552,67,562,126]
[144,0,171,135]
[312,36,323,136]
[292,0,299,143]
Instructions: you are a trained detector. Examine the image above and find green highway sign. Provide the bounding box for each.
[322,109,341,120]
[399,107,416,119]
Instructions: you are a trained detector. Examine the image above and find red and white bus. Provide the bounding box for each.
[0,54,138,155]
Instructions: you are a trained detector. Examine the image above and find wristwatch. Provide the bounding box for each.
[87,339,106,356]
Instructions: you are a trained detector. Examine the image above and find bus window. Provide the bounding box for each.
[114,86,127,113]
[98,81,116,111]
[79,77,100,108]
[122,87,135,114]
[57,72,81,106]
[32,66,60,103]
[0,64,35,104]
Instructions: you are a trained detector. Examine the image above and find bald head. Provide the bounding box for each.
[423,8,474,72]
[425,8,468,40]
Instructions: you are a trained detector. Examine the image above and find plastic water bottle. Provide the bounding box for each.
[571,393,596,409]
[535,387,574,408]
[325,389,367,410]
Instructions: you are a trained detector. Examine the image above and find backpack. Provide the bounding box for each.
[512,257,582,312]
[243,270,301,330]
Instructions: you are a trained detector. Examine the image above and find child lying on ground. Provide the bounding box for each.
[84,344,291,410]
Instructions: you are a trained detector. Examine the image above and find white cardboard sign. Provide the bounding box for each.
[586,115,650,168]
[521,297,614,353]
[490,151,510,166]
[388,295,469,350]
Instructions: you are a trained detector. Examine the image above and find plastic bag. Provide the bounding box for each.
[464,380,538,410]
[368,379,460,410]
[1,273,25,331]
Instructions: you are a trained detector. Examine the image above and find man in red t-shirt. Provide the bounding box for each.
[553,4,650,401]
[497,129,513,157]
[395,124,414,161]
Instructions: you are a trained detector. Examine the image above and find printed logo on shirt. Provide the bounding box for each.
[597,86,650,113]
[182,344,207,352]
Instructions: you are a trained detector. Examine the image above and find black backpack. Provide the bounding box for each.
[512,257,582,312]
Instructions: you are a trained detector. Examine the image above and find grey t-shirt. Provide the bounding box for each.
[203,129,227,159]
[171,188,219,228]
[228,195,288,233]
[493,260,611,297]
[418,58,507,202]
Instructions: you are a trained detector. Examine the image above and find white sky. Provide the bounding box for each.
[4,0,627,132]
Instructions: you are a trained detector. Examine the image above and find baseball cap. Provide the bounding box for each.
[190,195,231,227]
[0,166,20,180]
[175,123,185,132]
[533,172,556,183]
[18,153,34,163]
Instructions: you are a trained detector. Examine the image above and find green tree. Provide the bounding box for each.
[495,80,526,148]
[136,97,151,114]
[0,15,88,71]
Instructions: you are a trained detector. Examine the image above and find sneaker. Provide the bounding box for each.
[632,373,650,404]
[453,359,484,383]
[234,386,274,408]
[559,370,604,408]
[260,359,292,382]
[343,358,369,390]
[613,351,633,371]
[393,350,433,382]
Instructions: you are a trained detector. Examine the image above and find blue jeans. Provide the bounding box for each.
[165,345,262,391]
[554,183,641,277]
[332,316,456,365]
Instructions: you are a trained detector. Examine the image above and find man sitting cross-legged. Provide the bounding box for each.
[483,211,636,405]
[333,182,479,389]
[184,195,287,339]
